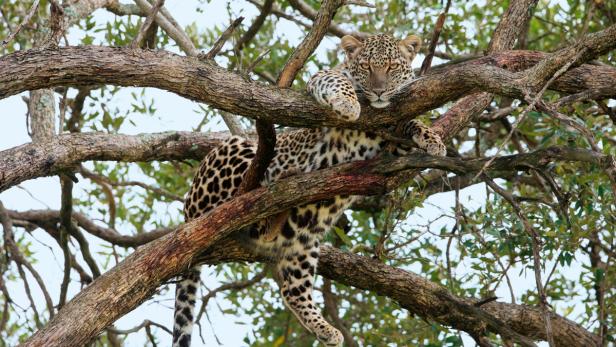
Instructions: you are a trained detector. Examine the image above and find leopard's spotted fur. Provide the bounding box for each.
[173,33,446,347]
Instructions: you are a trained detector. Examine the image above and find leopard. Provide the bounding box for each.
[172,33,447,347]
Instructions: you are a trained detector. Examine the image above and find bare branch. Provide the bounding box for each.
[419,0,452,76]
[7,209,173,248]
[287,0,369,39]
[107,319,172,335]
[133,0,200,56]
[0,0,40,47]
[234,0,273,51]
[201,17,244,60]
[194,270,267,325]
[58,176,73,309]
[482,176,555,347]
[0,131,228,193]
[131,0,165,49]
[78,166,183,202]
[0,201,55,320]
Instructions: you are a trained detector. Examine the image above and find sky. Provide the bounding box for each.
[0,1,589,346]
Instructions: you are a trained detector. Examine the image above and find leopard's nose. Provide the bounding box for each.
[373,88,386,97]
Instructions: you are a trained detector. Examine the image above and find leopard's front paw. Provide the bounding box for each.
[425,140,447,157]
[330,95,361,121]
[403,119,447,157]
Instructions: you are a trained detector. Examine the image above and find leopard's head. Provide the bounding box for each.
[341,34,422,108]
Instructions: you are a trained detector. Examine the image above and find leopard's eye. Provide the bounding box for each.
[359,62,370,70]
[390,63,400,70]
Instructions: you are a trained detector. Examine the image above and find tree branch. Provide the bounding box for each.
[7,209,173,248]
[0,131,228,193]
[1,44,615,132]
[19,145,607,346]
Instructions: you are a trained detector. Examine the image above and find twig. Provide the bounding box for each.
[287,0,369,39]
[537,101,601,152]
[419,0,452,76]
[244,48,271,76]
[133,0,200,56]
[478,106,516,122]
[235,0,273,51]
[194,270,266,328]
[79,167,117,227]
[0,201,55,319]
[554,87,615,108]
[108,319,172,335]
[131,0,165,49]
[0,0,40,47]
[471,49,586,182]
[247,0,312,32]
[201,17,245,60]
[58,176,73,309]
[79,166,183,202]
[67,86,93,133]
[15,263,43,329]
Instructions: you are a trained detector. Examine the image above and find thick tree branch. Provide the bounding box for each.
[1,44,615,132]
[432,0,534,174]
[316,246,599,347]
[20,155,390,347]
[0,131,228,193]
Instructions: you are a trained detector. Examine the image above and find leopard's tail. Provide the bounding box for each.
[172,267,201,347]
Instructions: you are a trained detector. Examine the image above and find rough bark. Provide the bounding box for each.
[317,246,600,347]
[28,90,56,142]
[196,239,599,347]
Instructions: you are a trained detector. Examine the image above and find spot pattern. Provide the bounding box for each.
[173,33,447,347]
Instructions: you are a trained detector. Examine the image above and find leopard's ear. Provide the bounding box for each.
[399,35,422,60]
[341,35,363,57]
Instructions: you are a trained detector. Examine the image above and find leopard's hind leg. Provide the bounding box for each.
[273,203,348,347]
[277,241,343,346]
